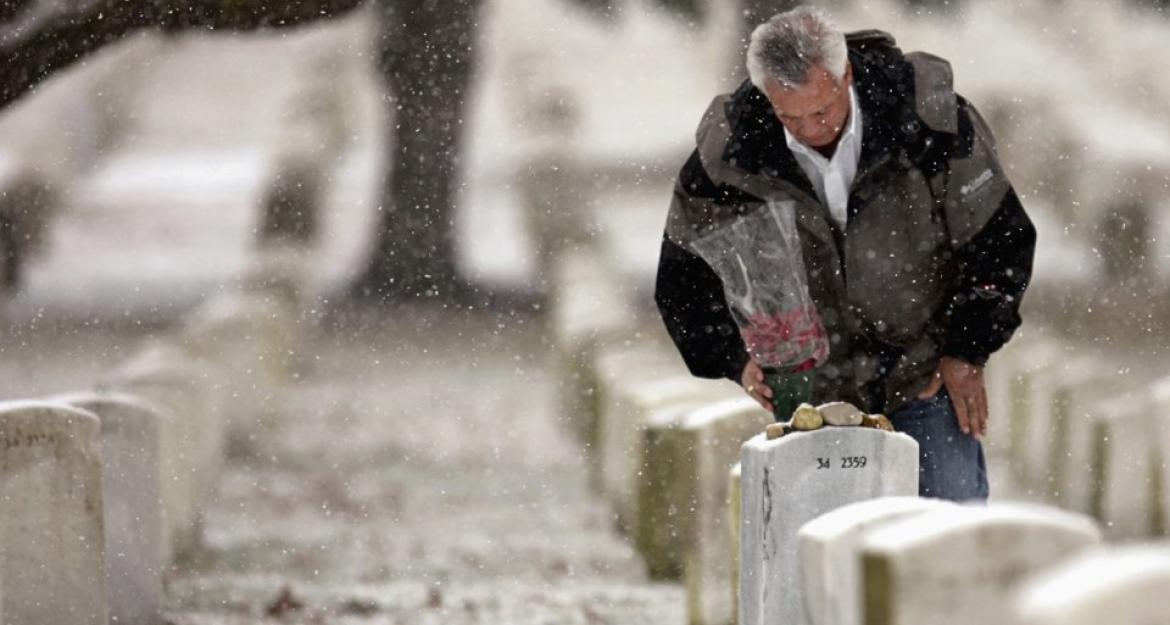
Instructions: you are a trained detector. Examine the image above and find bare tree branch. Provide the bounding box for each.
[0,0,363,109]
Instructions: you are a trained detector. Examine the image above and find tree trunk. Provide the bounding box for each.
[348,0,482,303]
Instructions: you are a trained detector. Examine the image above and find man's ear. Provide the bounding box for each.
[842,61,854,87]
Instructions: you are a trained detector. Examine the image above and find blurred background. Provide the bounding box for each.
[1,0,1169,622]
[1,0,1168,322]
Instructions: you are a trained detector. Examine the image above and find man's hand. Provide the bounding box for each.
[741,359,773,413]
[918,356,987,441]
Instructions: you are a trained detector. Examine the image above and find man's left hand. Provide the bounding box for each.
[917,356,987,441]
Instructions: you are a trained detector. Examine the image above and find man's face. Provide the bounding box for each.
[763,63,853,149]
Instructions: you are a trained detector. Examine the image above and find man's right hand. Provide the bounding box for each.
[741,359,774,413]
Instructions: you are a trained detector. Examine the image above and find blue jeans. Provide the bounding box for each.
[890,389,989,501]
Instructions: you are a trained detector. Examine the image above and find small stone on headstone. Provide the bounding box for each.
[792,403,825,431]
[819,402,864,427]
[766,422,788,440]
[861,414,894,432]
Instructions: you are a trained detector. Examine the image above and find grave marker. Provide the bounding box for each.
[60,392,165,625]
[0,401,108,625]
[729,462,742,624]
[678,398,771,625]
[739,427,919,625]
[798,496,956,625]
[1012,546,1170,625]
[1085,393,1160,540]
[860,503,1101,625]
[106,342,226,555]
[596,353,737,530]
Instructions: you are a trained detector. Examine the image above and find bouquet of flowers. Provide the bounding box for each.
[689,199,829,374]
[740,307,828,373]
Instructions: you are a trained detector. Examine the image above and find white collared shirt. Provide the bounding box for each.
[782,85,863,232]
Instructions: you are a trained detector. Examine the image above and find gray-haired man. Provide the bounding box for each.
[654,6,1036,501]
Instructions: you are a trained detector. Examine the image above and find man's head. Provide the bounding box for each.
[747,7,853,149]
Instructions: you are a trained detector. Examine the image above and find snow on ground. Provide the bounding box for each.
[163,311,684,624]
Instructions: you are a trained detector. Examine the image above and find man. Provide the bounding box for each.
[654,6,1035,501]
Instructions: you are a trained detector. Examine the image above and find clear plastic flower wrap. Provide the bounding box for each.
[688,200,829,373]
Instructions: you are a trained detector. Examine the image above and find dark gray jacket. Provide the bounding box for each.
[655,31,1036,413]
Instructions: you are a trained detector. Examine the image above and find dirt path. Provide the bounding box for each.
[165,309,683,624]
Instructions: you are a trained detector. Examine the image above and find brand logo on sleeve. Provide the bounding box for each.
[960,169,994,196]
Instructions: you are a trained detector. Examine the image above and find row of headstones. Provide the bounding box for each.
[752,484,1170,625]
[551,246,786,625]
[0,256,303,625]
[549,250,1170,625]
[985,332,1170,540]
[737,426,1170,625]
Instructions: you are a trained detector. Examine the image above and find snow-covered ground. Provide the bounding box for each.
[160,310,685,624]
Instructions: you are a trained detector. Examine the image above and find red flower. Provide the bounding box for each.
[740,306,828,371]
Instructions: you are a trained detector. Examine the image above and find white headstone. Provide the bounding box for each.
[983,339,1060,475]
[597,358,738,530]
[1151,378,1170,535]
[0,401,108,625]
[1086,392,1160,540]
[106,341,226,555]
[860,503,1102,625]
[180,291,292,430]
[60,392,165,625]
[1011,546,1170,625]
[680,398,772,625]
[1015,356,1083,495]
[729,462,742,625]
[1012,346,1064,486]
[739,427,919,625]
[637,401,710,579]
[1046,359,1130,513]
[799,497,957,625]
[590,343,682,491]
[549,249,634,444]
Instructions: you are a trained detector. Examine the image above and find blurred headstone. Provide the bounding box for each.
[860,504,1102,625]
[1085,392,1161,540]
[1012,546,1170,625]
[60,392,165,625]
[0,401,108,625]
[799,496,957,625]
[598,368,738,531]
[105,342,227,557]
[676,398,771,625]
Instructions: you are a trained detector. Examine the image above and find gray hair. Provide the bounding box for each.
[746,6,847,91]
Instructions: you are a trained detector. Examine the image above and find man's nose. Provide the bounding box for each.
[799,117,824,136]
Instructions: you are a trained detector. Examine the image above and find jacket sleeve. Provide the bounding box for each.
[938,100,1037,366]
[655,150,755,383]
